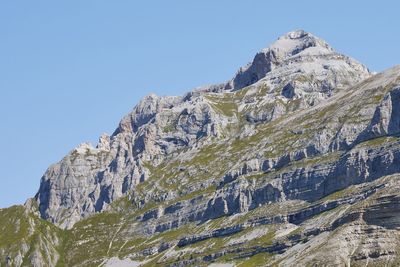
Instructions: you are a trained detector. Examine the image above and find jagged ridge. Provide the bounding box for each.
[33,30,370,229]
[3,30,400,267]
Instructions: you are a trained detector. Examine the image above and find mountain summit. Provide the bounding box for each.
[3,31,400,267]
[230,29,368,91]
[264,29,333,57]
[34,30,370,230]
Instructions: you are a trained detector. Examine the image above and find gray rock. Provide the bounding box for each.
[17,30,400,267]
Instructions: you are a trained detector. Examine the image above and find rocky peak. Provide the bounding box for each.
[231,30,369,91]
[113,94,183,135]
[96,133,111,151]
[264,29,333,60]
[33,30,373,229]
[8,31,400,267]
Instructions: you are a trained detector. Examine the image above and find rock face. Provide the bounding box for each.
[34,30,371,229]
[232,30,354,91]
[3,30,400,266]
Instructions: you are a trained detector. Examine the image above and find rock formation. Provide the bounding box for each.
[2,30,400,266]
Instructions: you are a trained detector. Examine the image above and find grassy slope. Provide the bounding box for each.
[0,206,65,267]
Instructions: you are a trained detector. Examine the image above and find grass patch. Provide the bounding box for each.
[237,252,274,267]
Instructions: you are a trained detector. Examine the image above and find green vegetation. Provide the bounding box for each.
[163,123,176,133]
[357,136,399,148]
[108,195,135,212]
[247,228,276,247]
[0,201,297,266]
[289,152,341,169]
[320,188,350,202]
[205,94,238,117]
[237,252,274,267]
[62,212,125,266]
[0,206,30,244]
[0,206,67,267]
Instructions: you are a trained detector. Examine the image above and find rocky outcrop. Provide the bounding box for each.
[356,85,400,143]
[232,30,332,90]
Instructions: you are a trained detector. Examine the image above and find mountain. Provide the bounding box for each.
[2,30,400,266]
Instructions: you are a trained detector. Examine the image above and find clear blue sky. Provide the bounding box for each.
[0,1,399,208]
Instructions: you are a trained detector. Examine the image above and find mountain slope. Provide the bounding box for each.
[33,30,370,229]
[3,30,400,266]
[0,205,64,267]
